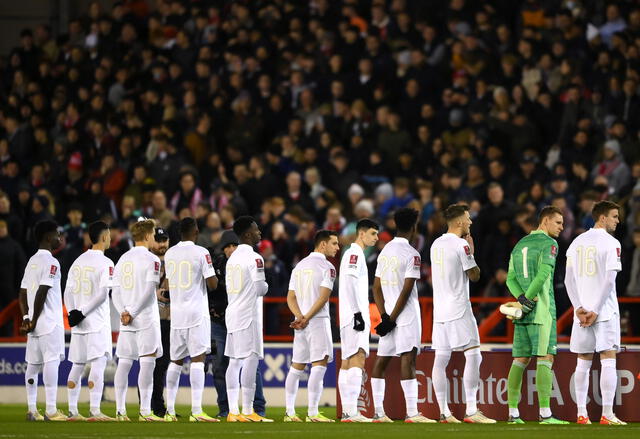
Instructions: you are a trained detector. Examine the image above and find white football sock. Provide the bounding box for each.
[400,378,418,417]
[308,366,326,417]
[225,358,243,415]
[346,367,363,416]
[25,363,42,412]
[241,354,259,416]
[138,357,156,416]
[433,350,451,417]
[509,408,520,418]
[285,367,304,416]
[114,358,133,414]
[463,348,482,416]
[190,362,205,414]
[67,363,85,415]
[574,358,592,418]
[43,359,60,414]
[600,358,617,418]
[371,377,386,416]
[540,407,552,418]
[338,369,349,415]
[88,356,107,415]
[165,362,182,415]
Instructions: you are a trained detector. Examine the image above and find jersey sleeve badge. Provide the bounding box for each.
[49,265,57,278]
[550,245,557,257]
[205,254,212,265]
[256,258,264,269]
[349,254,358,267]
[413,256,421,267]
[330,268,336,278]
[154,262,160,272]
[463,245,471,256]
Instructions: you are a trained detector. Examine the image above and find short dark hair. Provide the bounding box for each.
[592,200,620,221]
[538,205,563,224]
[233,215,256,237]
[443,204,469,222]
[88,221,110,244]
[34,220,58,244]
[394,207,419,233]
[314,230,338,247]
[356,218,379,233]
[179,217,198,238]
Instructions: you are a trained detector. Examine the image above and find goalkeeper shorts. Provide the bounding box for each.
[512,320,557,358]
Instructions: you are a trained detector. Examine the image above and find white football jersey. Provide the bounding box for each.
[288,252,336,320]
[430,233,477,322]
[225,244,266,333]
[113,246,161,331]
[374,237,421,327]
[20,249,63,336]
[64,249,114,334]
[338,243,370,328]
[164,241,216,329]
[566,228,622,322]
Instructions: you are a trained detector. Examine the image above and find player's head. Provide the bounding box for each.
[394,207,419,238]
[537,205,564,238]
[88,221,111,247]
[34,220,61,250]
[233,215,261,245]
[592,200,620,234]
[356,218,379,247]
[153,226,169,256]
[443,204,471,235]
[130,218,156,246]
[314,230,339,257]
[179,217,198,241]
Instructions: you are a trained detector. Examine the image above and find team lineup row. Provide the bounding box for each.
[18,200,626,425]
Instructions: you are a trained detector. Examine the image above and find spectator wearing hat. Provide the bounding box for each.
[207,230,266,418]
[591,139,631,195]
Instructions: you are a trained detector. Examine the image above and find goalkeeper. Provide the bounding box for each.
[504,206,569,425]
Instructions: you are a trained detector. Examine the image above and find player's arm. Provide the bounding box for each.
[564,255,582,310]
[30,284,51,328]
[506,255,525,299]
[459,239,480,282]
[287,289,303,320]
[373,276,386,315]
[18,287,31,333]
[389,277,417,321]
[251,255,268,296]
[202,251,218,290]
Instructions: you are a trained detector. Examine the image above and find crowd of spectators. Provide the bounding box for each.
[2,0,640,335]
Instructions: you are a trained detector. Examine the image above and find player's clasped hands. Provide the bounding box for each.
[375,313,397,336]
[19,318,33,334]
[289,315,309,330]
[517,294,536,314]
[576,307,597,328]
[120,311,132,326]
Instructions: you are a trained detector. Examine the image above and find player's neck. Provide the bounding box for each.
[134,241,149,249]
[354,239,366,250]
[90,245,105,252]
[593,222,605,230]
[38,244,52,252]
[535,227,549,235]
[397,231,412,240]
[446,227,463,238]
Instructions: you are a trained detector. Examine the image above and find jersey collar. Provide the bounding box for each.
[393,237,409,243]
[177,240,195,246]
[529,230,547,236]
[36,249,52,256]
[310,251,326,259]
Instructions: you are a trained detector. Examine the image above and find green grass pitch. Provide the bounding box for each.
[1,403,638,438]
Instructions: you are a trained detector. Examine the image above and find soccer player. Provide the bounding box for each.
[283,230,339,423]
[20,220,66,421]
[163,218,219,422]
[224,216,273,422]
[506,205,568,424]
[112,219,164,422]
[64,221,115,421]
[430,204,495,424]
[338,218,379,422]
[370,208,433,423]
[565,200,626,425]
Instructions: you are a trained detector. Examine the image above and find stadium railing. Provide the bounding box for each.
[1,297,639,343]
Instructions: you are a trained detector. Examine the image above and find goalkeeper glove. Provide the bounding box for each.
[517,295,536,314]
[67,309,86,327]
[375,313,397,336]
[353,312,365,331]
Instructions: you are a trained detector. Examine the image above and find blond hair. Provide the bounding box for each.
[130,219,156,242]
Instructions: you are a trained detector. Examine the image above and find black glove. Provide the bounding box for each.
[517,294,536,314]
[353,312,365,331]
[67,309,86,327]
[375,313,397,336]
